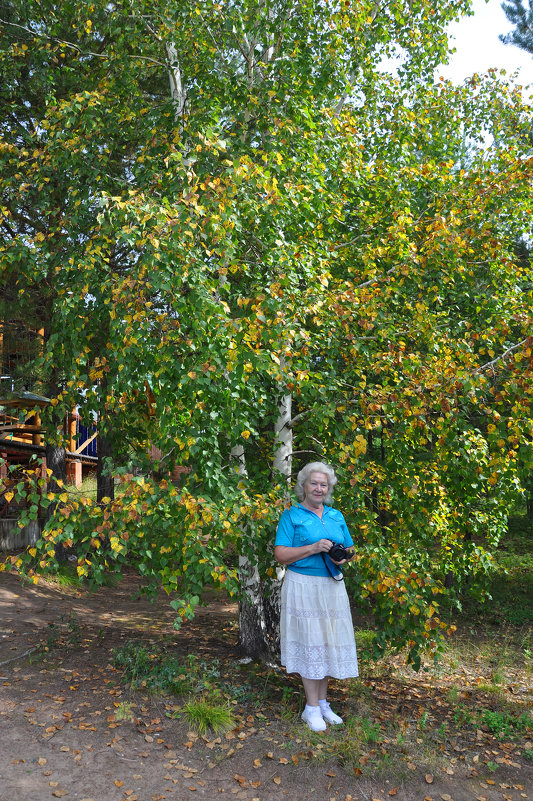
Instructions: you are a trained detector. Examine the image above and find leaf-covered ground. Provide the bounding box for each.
[0,570,531,801]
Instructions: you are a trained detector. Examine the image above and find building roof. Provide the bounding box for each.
[0,391,51,408]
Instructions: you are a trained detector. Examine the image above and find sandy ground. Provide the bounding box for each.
[0,570,531,801]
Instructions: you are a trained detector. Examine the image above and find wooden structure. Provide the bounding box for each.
[0,391,98,486]
[0,392,98,549]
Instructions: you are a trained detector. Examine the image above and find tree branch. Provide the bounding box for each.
[0,18,165,67]
[474,338,530,375]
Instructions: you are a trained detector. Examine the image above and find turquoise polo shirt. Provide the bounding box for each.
[275,504,354,577]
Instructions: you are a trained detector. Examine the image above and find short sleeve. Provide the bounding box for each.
[339,512,354,548]
[275,509,295,547]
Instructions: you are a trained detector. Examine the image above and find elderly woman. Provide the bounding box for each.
[274,461,358,732]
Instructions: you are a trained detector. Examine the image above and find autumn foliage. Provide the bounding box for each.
[1,0,532,665]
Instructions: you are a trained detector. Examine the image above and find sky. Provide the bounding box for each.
[440,0,533,83]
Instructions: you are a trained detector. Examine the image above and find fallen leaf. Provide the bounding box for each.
[440,795,452,801]
[52,791,68,798]
[38,758,47,766]
[389,789,398,796]
[273,776,281,785]
[425,775,434,784]
[114,780,124,787]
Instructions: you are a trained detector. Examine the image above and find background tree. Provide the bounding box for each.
[501,0,533,54]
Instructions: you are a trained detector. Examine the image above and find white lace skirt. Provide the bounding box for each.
[280,570,359,680]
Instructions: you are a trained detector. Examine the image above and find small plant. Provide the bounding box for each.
[418,710,429,731]
[479,709,532,739]
[360,717,382,744]
[181,697,235,735]
[65,613,82,648]
[31,613,82,660]
[453,705,473,727]
[447,686,459,704]
[436,721,448,741]
[115,701,135,721]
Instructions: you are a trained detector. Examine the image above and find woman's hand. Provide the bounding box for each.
[313,538,335,555]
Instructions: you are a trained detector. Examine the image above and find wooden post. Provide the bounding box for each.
[69,411,77,452]
[32,411,42,447]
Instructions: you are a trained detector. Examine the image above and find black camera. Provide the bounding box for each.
[328,541,352,562]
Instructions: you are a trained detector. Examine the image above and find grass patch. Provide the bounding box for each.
[42,563,120,590]
[111,641,237,735]
[65,474,98,501]
[478,709,532,739]
[180,697,236,735]
[111,640,249,701]
[111,642,216,695]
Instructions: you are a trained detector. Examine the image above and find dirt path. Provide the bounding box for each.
[0,571,531,801]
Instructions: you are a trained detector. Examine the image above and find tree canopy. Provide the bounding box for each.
[1,0,533,668]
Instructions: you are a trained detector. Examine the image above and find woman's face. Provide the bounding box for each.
[303,471,329,507]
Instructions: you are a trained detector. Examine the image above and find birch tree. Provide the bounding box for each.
[3,0,533,665]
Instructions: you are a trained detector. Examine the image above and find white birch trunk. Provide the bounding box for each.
[274,391,292,479]
[233,443,274,661]
[235,388,294,661]
[258,386,293,657]
[166,43,186,125]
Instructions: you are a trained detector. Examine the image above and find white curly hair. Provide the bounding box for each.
[295,461,337,505]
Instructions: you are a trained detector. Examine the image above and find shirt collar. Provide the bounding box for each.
[297,503,331,516]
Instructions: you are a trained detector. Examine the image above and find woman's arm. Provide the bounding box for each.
[274,539,333,566]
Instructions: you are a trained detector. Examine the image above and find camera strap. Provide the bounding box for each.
[321,553,344,582]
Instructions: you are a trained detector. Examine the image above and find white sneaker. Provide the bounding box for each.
[319,702,343,725]
[301,706,327,732]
